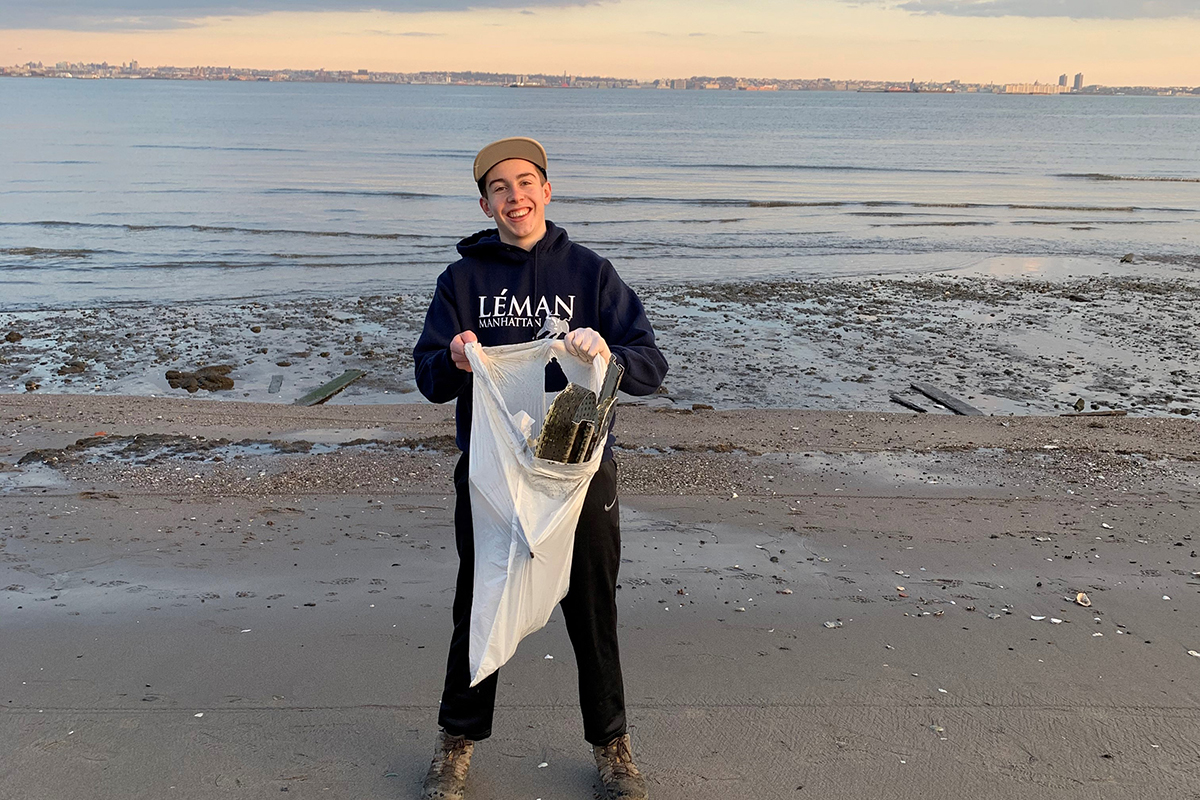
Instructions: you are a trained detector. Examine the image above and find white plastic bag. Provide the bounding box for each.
[463,339,609,687]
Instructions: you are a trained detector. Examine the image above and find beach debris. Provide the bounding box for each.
[4,331,21,343]
[166,364,235,393]
[930,725,945,733]
[193,713,204,718]
[937,688,948,694]
[1120,253,1135,263]
[1163,595,1171,601]
[1073,397,1086,412]
[1188,650,1200,658]
[294,369,367,406]
[1101,523,1113,530]
[987,613,1001,619]
[1031,615,1046,621]
[544,654,554,659]
[1093,632,1103,637]
[537,762,549,769]
[24,380,39,392]
[1061,410,1128,417]
[1076,592,1092,607]
[889,393,928,413]
[268,374,284,394]
[910,382,984,416]
[822,620,843,629]
[535,357,622,463]
[776,589,793,595]
[1050,618,1063,624]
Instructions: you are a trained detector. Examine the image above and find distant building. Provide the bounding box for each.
[1073,72,1084,91]
[672,78,687,90]
[1058,73,1068,87]
[1003,82,1068,95]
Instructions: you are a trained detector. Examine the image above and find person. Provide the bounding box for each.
[412,136,668,800]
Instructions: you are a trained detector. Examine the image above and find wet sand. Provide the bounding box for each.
[3,257,1199,417]
[2,394,1199,799]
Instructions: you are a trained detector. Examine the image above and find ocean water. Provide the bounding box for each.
[2,79,1199,311]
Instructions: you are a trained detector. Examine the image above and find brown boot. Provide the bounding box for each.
[422,730,474,800]
[592,733,648,800]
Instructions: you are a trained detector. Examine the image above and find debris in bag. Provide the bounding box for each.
[1076,592,1092,607]
[535,356,624,463]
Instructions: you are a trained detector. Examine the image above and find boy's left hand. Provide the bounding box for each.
[564,327,611,363]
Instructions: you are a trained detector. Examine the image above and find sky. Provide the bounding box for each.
[3,0,1199,85]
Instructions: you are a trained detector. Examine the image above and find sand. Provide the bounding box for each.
[2,394,1199,799]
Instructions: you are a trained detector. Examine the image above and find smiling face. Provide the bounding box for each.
[479,158,552,250]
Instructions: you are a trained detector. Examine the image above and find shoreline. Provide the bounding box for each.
[3,257,1199,418]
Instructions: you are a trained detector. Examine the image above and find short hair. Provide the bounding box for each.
[478,164,548,198]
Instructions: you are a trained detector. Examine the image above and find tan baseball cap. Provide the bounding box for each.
[473,137,548,183]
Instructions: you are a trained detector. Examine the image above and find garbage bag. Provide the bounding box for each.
[463,339,609,687]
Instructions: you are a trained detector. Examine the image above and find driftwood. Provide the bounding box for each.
[293,369,366,406]
[1060,410,1128,417]
[910,382,984,416]
[889,393,928,413]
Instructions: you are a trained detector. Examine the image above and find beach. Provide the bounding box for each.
[3,394,1199,799]
[4,80,1200,799]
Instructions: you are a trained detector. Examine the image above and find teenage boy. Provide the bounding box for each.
[413,137,668,800]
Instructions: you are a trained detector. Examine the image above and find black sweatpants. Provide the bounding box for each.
[437,453,627,746]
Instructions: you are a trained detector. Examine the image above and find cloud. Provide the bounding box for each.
[888,0,1200,19]
[363,29,446,35]
[2,1,597,31]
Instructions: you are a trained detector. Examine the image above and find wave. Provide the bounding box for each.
[872,221,994,227]
[557,196,849,208]
[689,163,993,175]
[1058,172,1200,184]
[558,196,1190,213]
[131,144,306,153]
[0,220,445,241]
[1,246,98,258]
[264,188,443,199]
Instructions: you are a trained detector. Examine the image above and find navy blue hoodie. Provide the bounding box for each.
[413,221,668,455]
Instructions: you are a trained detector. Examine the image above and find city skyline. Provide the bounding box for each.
[3,1,1200,86]
[17,60,1191,96]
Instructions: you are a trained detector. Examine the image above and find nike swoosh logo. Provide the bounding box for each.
[604,497,617,512]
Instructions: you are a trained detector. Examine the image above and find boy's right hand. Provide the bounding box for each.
[450,330,478,373]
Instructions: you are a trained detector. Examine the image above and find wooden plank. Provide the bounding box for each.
[268,375,284,394]
[293,369,367,407]
[889,393,927,413]
[1061,409,1128,417]
[910,382,984,416]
